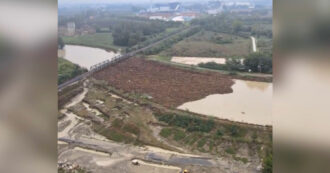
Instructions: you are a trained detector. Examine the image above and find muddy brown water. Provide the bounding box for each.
[63,45,120,69]
[178,79,272,125]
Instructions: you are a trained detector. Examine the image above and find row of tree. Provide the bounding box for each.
[59,12,182,47]
[111,19,181,47]
[191,13,272,38]
[144,27,200,55]
[198,52,272,74]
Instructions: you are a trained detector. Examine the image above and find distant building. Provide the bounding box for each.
[67,22,75,36]
[148,2,181,12]
[171,12,198,22]
[172,16,184,22]
[149,15,169,21]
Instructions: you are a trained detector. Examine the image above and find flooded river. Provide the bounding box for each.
[178,80,272,125]
[63,45,120,69]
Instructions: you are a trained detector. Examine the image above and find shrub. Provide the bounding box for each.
[216,129,224,136]
[262,153,272,173]
[123,123,140,136]
[243,52,272,74]
[173,129,186,141]
[227,125,247,137]
[159,128,172,138]
[225,147,236,155]
[156,113,215,133]
[197,137,207,148]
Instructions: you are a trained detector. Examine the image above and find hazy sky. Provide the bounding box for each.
[59,0,272,6]
[59,0,200,4]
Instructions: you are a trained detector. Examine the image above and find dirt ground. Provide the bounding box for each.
[93,58,234,107]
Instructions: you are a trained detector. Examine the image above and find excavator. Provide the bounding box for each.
[181,169,189,173]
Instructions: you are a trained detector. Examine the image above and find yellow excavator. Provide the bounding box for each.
[182,169,189,173]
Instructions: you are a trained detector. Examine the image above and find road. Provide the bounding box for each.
[58,27,193,91]
[251,36,257,52]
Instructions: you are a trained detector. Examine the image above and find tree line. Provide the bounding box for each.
[59,12,182,47]
[191,13,272,38]
[198,52,272,74]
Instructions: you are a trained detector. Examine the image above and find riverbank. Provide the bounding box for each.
[147,55,272,83]
[62,33,122,52]
[63,45,121,69]
[58,79,268,173]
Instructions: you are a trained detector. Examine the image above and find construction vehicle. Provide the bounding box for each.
[181,169,189,173]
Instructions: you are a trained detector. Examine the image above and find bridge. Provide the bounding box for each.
[58,27,193,91]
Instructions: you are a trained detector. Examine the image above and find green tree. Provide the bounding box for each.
[58,37,64,49]
[243,52,272,73]
[232,20,243,33]
[262,152,273,173]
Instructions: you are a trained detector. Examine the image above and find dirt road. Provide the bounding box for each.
[58,83,261,173]
[251,36,257,52]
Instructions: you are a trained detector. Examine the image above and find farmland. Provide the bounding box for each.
[62,33,122,52]
[163,31,252,57]
[93,57,234,108]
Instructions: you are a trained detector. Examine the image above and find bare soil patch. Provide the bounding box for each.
[93,58,234,107]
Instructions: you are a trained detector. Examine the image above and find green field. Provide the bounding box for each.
[58,58,87,84]
[62,33,122,51]
[163,30,251,58]
[256,36,272,54]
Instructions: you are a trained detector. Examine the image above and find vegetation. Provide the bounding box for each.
[225,147,236,155]
[159,128,172,138]
[58,167,86,173]
[59,13,182,49]
[62,33,120,51]
[162,30,251,57]
[111,20,179,47]
[243,52,272,73]
[58,58,87,85]
[198,58,244,72]
[155,112,215,133]
[197,137,207,148]
[228,125,247,137]
[144,27,200,55]
[58,37,64,49]
[191,13,272,39]
[262,152,273,173]
[198,52,272,74]
[69,80,273,167]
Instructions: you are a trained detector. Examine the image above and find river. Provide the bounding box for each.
[178,79,272,125]
[63,45,121,69]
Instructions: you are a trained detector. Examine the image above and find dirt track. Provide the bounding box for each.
[93,58,234,107]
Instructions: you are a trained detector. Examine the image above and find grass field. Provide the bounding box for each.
[62,33,122,51]
[256,36,272,54]
[163,30,251,58]
[58,58,87,85]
